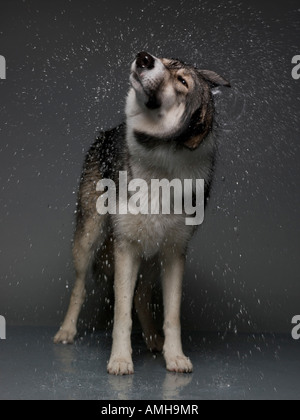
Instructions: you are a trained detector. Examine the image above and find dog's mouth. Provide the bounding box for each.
[130,70,162,110]
[130,70,149,99]
[130,70,143,88]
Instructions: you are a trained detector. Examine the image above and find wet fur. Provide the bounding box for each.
[54,53,230,375]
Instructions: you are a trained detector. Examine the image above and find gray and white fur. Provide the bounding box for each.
[54,52,230,375]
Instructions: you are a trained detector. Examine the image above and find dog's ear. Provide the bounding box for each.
[183,90,214,151]
[198,70,231,88]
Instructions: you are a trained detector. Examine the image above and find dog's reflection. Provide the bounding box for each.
[163,373,193,400]
[107,373,192,401]
[108,374,134,400]
[53,344,192,400]
[53,344,77,374]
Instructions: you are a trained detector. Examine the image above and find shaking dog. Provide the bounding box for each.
[54,52,230,375]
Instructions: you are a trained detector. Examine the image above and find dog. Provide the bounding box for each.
[54,52,230,375]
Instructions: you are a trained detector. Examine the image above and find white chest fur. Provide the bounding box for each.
[112,129,215,258]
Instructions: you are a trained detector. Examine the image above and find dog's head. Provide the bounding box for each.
[127,52,230,150]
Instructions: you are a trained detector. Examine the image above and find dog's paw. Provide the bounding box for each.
[145,334,164,353]
[165,354,193,374]
[53,327,77,345]
[107,357,134,376]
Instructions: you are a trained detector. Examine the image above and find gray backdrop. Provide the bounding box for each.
[0,0,299,334]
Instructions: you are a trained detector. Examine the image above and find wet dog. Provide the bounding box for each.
[54,52,230,375]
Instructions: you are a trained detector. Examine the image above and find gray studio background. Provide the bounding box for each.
[0,0,299,334]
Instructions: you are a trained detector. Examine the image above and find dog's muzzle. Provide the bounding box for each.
[130,52,166,109]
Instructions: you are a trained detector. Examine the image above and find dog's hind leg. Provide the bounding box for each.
[54,139,111,345]
[134,262,164,353]
[54,214,108,345]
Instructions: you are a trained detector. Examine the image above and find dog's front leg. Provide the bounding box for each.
[107,242,141,376]
[162,252,193,373]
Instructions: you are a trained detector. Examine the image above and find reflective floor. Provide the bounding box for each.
[0,328,300,400]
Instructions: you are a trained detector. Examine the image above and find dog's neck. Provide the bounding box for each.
[126,86,215,152]
[132,104,214,152]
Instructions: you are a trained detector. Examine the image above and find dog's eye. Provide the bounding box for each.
[178,76,188,88]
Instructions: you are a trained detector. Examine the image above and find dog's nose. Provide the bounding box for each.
[136,52,155,70]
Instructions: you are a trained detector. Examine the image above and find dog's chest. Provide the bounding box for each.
[112,135,215,257]
[113,164,198,257]
[114,211,193,258]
